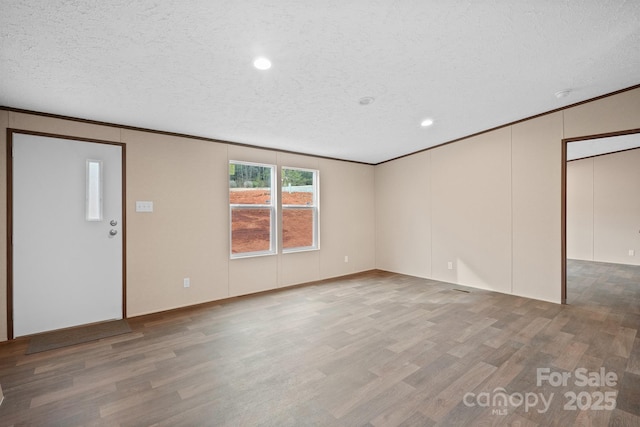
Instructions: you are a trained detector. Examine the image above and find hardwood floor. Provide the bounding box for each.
[0,263,639,426]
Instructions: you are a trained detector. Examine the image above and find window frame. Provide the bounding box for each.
[281,166,320,253]
[229,161,277,259]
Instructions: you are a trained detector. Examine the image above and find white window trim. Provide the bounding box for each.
[229,161,277,259]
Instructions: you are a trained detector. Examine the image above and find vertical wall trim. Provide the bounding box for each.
[560,136,567,304]
[121,143,127,318]
[119,127,127,316]
[226,147,230,297]
[373,163,377,269]
[509,125,514,294]
[428,151,433,278]
[560,111,564,303]
[6,130,14,339]
[591,158,595,261]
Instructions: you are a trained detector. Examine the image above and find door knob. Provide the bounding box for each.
[109,229,118,236]
[110,220,118,226]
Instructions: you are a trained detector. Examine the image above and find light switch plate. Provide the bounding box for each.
[136,201,153,212]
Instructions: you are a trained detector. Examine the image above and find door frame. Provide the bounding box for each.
[561,127,640,304]
[6,129,127,340]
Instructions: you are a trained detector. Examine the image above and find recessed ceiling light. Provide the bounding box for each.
[253,57,272,70]
[359,96,375,106]
[421,118,434,127]
[555,89,572,99]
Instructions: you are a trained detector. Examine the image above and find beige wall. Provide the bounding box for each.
[319,158,376,279]
[511,112,563,302]
[375,87,640,304]
[375,150,432,278]
[0,112,376,341]
[567,158,595,260]
[125,129,230,314]
[567,149,640,265]
[431,128,512,293]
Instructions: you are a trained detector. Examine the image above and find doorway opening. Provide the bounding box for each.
[562,128,640,309]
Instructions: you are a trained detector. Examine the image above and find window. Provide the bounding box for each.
[229,161,276,257]
[282,167,319,252]
[86,160,103,221]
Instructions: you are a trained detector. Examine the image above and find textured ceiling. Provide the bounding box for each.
[1,1,639,164]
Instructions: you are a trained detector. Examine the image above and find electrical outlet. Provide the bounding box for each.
[183,278,190,288]
[447,261,453,270]
[344,256,349,263]
[630,250,635,256]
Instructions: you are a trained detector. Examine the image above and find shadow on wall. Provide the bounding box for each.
[452,257,511,294]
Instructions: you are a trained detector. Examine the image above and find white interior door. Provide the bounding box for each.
[12,133,123,337]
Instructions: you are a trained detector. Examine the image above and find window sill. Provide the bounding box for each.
[230,251,277,260]
[283,246,320,254]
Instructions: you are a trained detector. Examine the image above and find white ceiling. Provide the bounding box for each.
[1,1,639,164]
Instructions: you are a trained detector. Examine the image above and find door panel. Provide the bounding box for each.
[12,133,123,337]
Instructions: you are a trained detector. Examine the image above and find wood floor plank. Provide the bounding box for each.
[612,327,638,358]
[552,341,589,372]
[419,361,496,421]
[330,362,418,418]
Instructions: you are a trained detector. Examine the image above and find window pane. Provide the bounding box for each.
[86,160,102,221]
[231,208,272,253]
[229,163,272,204]
[283,208,314,249]
[282,169,314,206]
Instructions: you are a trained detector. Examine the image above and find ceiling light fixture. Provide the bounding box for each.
[253,57,272,70]
[359,96,375,106]
[420,118,434,127]
[555,89,572,99]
